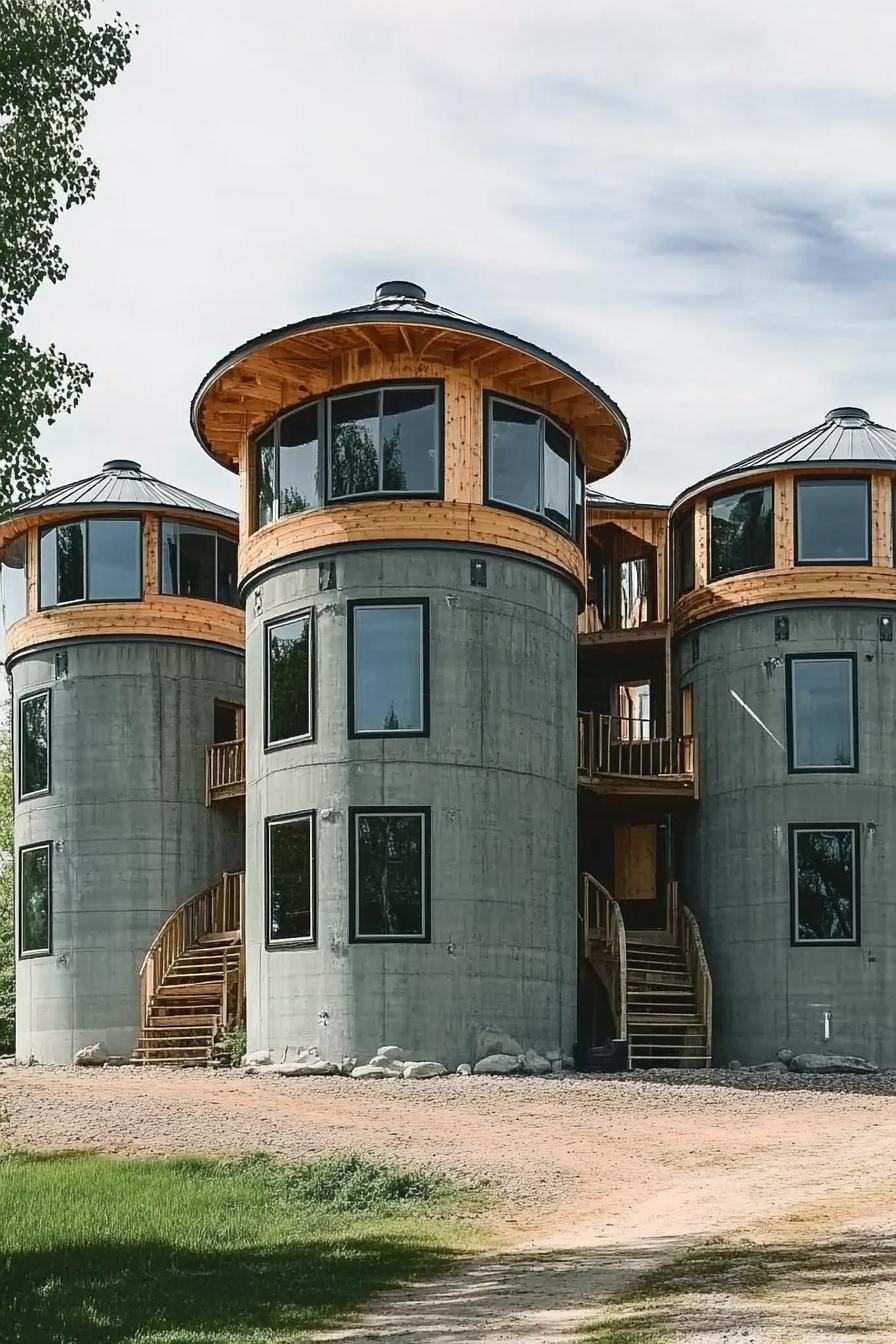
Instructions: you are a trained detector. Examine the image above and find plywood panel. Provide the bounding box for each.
[614,824,656,902]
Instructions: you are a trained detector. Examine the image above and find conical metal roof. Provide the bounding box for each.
[11,459,236,523]
[674,408,896,508]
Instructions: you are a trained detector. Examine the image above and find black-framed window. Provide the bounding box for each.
[349,808,430,942]
[796,478,870,564]
[486,394,577,536]
[786,655,857,773]
[673,510,695,598]
[266,611,313,748]
[790,825,859,946]
[19,690,50,799]
[19,842,51,957]
[348,599,428,737]
[255,382,442,528]
[1,534,27,629]
[709,484,773,580]
[266,812,315,946]
[39,517,142,608]
[160,519,238,606]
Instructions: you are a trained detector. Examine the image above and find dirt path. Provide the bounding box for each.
[4,1067,896,1340]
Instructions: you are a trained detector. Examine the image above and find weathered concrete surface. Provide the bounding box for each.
[15,640,244,1064]
[245,547,578,1068]
[676,605,896,1065]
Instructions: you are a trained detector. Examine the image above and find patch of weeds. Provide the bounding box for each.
[215,1025,246,1064]
[583,1325,662,1344]
[619,1238,774,1301]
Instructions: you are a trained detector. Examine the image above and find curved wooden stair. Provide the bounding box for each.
[133,873,244,1067]
[582,873,713,1069]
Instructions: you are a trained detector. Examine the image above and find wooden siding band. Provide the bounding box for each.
[672,565,896,633]
[4,597,245,658]
[239,499,586,590]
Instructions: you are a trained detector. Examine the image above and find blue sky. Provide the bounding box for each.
[22,0,896,509]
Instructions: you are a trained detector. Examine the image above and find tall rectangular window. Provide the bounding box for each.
[160,520,239,607]
[673,511,695,597]
[709,484,773,580]
[350,808,429,942]
[791,825,859,945]
[349,600,428,736]
[787,656,857,772]
[39,518,141,607]
[19,842,51,957]
[266,813,315,945]
[266,611,313,747]
[19,690,50,799]
[796,478,870,564]
[486,395,575,535]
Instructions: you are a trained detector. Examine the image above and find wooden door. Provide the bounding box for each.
[614,823,657,902]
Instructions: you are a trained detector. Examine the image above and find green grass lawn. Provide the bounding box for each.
[0,1150,489,1343]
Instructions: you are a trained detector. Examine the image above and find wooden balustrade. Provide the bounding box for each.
[678,904,713,1062]
[206,738,246,804]
[138,871,245,1032]
[577,711,695,782]
[581,871,628,1042]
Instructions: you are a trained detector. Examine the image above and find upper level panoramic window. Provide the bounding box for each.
[1,535,27,629]
[330,385,440,500]
[486,395,576,535]
[257,402,323,527]
[708,484,773,581]
[673,510,695,598]
[796,478,870,564]
[39,518,141,609]
[786,655,857,773]
[19,690,50,800]
[791,825,859,946]
[160,519,238,607]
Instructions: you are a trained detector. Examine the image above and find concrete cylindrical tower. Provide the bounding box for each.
[192,281,630,1066]
[0,460,245,1063]
[670,408,896,1065]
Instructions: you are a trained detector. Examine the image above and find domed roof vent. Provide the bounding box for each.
[375,280,427,303]
[102,458,142,475]
[825,407,870,427]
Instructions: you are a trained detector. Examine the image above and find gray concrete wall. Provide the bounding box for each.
[14,639,244,1063]
[675,605,896,1065]
[244,547,579,1069]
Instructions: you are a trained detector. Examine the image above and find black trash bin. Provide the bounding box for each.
[574,1038,629,1072]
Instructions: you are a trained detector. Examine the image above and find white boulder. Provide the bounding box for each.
[275,1061,340,1077]
[351,1064,402,1079]
[243,1050,273,1067]
[402,1061,447,1079]
[376,1045,405,1062]
[473,1053,524,1076]
[522,1049,551,1075]
[790,1052,878,1075]
[476,1027,523,1060]
[456,1063,472,1076]
[74,1042,109,1067]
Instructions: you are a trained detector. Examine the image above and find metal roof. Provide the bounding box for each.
[190,280,631,470]
[11,459,237,523]
[676,408,896,506]
[586,488,668,512]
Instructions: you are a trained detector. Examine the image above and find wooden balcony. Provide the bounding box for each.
[206,739,245,805]
[577,712,697,799]
[578,604,668,648]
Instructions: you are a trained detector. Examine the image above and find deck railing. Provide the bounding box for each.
[581,871,628,1041]
[138,871,244,1031]
[678,904,713,1062]
[206,738,246,804]
[577,712,695,781]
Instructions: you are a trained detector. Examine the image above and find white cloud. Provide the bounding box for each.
[20,0,896,507]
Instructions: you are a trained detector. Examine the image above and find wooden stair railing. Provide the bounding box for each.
[677,904,713,1065]
[581,872,628,1042]
[138,871,245,1034]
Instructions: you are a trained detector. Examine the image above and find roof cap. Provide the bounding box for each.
[374,280,427,302]
[825,407,870,425]
[102,458,141,474]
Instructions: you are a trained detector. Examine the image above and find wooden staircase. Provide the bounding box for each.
[582,873,713,1069]
[133,873,244,1068]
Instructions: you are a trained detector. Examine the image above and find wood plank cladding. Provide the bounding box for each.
[199,322,627,477]
[5,595,244,659]
[672,467,896,632]
[239,499,586,591]
[586,508,669,622]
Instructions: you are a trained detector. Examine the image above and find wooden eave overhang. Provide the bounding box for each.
[191,307,631,479]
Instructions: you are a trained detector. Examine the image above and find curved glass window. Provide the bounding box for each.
[1,534,27,629]
[796,478,869,564]
[39,518,142,608]
[160,519,239,606]
[486,395,576,535]
[255,382,441,528]
[709,484,773,580]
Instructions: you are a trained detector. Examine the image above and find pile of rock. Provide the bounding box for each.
[350,1047,447,1080]
[729,1048,879,1076]
[472,1028,572,1077]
